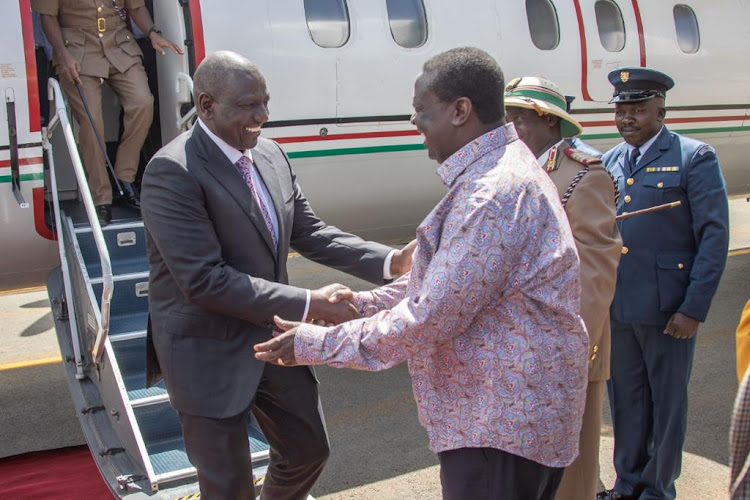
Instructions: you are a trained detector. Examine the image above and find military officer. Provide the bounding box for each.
[600,67,729,500]
[505,76,622,500]
[32,0,182,225]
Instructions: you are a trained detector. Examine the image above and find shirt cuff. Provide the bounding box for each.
[294,323,328,365]
[301,289,311,322]
[383,249,396,280]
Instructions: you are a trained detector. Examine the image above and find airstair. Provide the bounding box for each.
[44,79,271,498]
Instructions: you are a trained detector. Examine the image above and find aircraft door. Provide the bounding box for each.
[575,0,643,102]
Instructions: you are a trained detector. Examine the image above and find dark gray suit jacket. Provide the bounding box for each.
[141,124,392,418]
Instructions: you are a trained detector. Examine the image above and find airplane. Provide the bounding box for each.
[1,0,748,497]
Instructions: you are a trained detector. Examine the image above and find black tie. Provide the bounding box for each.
[628,148,641,174]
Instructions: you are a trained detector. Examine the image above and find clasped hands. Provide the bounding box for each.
[254,239,416,366]
[253,283,355,366]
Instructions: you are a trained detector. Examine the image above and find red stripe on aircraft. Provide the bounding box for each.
[33,187,55,241]
[580,115,747,128]
[274,130,420,144]
[19,0,41,133]
[0,157,43,169]
[631,0,647,67]
[189,0,206,67]
[572,0,593,102]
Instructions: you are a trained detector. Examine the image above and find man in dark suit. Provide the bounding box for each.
[140,51,412,499]
[599,67,729,500]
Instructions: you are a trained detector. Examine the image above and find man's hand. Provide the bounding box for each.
[390,239,417,277]
[308,283,360,325]
[149,32,184,56]
[58,51,82,85]
[254,316,300,365]
[664,312,700,339]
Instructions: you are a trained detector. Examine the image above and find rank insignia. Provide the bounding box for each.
[645,166,680,173]
[620,71,630,83]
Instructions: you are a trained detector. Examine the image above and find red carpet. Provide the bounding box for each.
[0,445,112,499]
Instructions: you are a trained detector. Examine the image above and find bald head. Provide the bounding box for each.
[193,51,265,104]
[194,51,270,151]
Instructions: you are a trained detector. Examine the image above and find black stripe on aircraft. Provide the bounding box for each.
[265,115,413,128]
[0,142,42,151]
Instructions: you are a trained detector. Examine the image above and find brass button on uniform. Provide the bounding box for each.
[678,263,684,269]
[621,246,629,255]
[97,6,102,12]
[657,182,664,188]
[624,195,632,203]
[98,33,104,38]
[590,353,597,361]
[627,178,634,186]
[593,345,599,353]
[126,35,131,40]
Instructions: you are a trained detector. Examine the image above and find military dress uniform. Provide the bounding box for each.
[545,141,622,500]
[602,68,729,499]
[506,77,622,500]
[32,0,154,206]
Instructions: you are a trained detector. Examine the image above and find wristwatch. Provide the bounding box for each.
[147,26,162,37]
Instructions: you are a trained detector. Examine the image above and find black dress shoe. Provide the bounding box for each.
[96,204,112,226]
[596,489,631,500]
[118,180,140,209]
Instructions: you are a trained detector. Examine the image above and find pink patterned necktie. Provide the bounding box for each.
[236,156,278,249]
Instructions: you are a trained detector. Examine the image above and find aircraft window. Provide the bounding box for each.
[386,0,428,48]
[595,0,626,52]
[526,0,560,50]
[303,0,350,48]
[674,5,700,53]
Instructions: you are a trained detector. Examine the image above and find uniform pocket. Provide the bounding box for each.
[115,29,144,58]
[655,251,693,312]
[642,172,683,204]
[60,27,86,65]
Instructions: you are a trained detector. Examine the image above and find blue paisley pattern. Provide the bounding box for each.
[295,124,588,467]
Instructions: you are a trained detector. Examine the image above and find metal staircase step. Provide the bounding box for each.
[76,225,148,280]
[109,335,168,403]
[91,276,149,336]
[74,220,144,233]
[134,403,270,481]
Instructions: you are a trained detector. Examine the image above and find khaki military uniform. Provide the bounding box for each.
[32,0,154,205]
[547,142,622,500]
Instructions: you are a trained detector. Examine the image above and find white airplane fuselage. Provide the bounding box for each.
[1,0,748,290]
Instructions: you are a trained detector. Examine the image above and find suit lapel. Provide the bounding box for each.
[191,126,278,259]
[631,127,671,176]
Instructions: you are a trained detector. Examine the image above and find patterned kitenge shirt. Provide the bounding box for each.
[294,123,588,467]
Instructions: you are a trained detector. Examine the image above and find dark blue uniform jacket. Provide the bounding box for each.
[603,127,729,325]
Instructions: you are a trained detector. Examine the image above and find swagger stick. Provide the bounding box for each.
[616,201,682,221]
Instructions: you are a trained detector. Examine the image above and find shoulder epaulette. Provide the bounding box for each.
[563,147,603,166]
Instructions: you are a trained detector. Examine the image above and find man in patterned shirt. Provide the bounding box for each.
[255,47,588,500]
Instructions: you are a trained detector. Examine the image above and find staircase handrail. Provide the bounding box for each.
[46,78,113,367]
[175,72,196,131]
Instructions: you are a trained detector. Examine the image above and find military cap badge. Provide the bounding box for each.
[620,71,630,83]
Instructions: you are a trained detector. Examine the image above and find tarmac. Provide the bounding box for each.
[1,197,749,499]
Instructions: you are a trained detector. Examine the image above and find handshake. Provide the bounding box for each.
[305,239,417,326]
[307,283,358,326]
